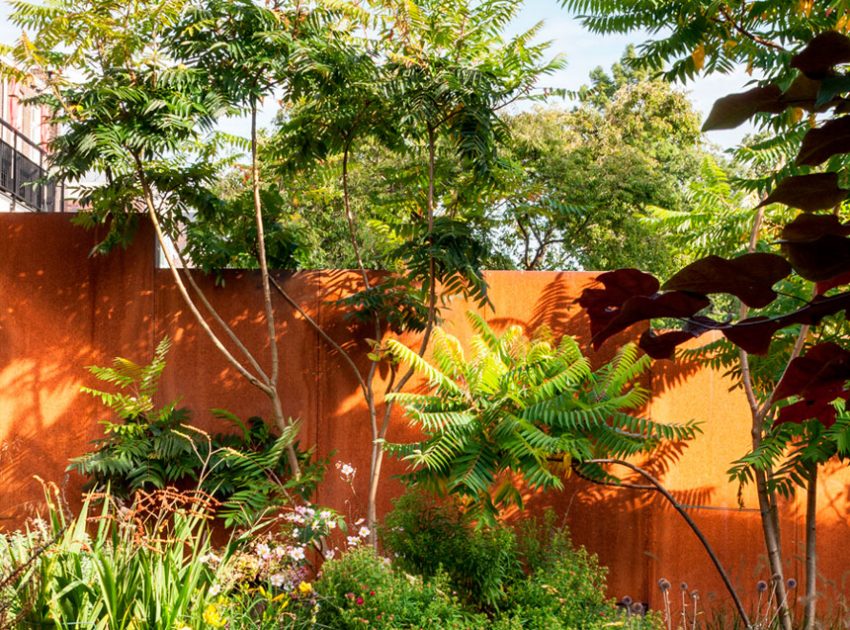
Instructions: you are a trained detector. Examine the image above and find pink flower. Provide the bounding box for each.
[356,596,364,606]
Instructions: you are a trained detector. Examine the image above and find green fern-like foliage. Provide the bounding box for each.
[386,313,701,523]
[69,338,320,526]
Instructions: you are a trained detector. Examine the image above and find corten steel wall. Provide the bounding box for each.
[2,214,850,614]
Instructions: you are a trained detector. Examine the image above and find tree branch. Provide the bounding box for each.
[585,458,750,627]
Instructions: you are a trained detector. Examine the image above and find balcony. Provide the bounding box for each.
[0,118,63,212]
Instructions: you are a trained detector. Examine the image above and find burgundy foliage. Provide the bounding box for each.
[759,173,848,213]
[663,254,791,308]
[772,343,850,427]
[579,30,850,427]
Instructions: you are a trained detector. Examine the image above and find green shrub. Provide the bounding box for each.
[381,490,521,610]
[314,547,484,629]
[68,338,323,526]
[381,491,662,629]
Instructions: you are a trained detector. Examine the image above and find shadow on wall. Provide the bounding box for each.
[0,216,155,523]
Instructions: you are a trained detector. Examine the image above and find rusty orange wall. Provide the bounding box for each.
[2,214,849,616]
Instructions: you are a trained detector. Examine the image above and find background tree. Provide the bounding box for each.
[492,62,705,275]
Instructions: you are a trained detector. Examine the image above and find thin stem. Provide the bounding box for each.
[173,242,270,383]
[419,125,438,358]
[586,458,750,627]
[803,461,817,630]
[715,6,787,52]
[268,275,368,399]
[739,205,792,630]
[342,139,370,290]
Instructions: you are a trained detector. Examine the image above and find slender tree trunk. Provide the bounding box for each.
[804,461,817,629]
[251,104,300,477]
[365,126,440,543]
[423,125,437,353]
[133,157,269,393]
[739,206,793,630]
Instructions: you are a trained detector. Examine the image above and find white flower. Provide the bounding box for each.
[358,526,371,538]
[274,546,287,558]
[199,552,220,565]
[336,462,356,481]
[319,510,332,521]
[292,528,300,537]
[289,546,306,562]
[325,549,336,560]
[327,520,337,530]
[285,512,305,524]
[346,536,360,547]
[270,573,285,588]
[255,543,272,560]
[209,583,221,596]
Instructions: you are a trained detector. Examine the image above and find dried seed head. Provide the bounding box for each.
[658,578,671,592]
[680,582,688,591]
[756,580,768,593]
[630,602,645,615]
[621,595,633,606]
[787,578,797,589]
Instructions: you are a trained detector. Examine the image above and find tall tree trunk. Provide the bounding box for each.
[365,126,440,542]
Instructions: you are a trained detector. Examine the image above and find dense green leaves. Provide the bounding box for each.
[385,313,700,524]
[69,339,319,527]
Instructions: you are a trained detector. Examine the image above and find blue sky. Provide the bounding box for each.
[0,0,755,149]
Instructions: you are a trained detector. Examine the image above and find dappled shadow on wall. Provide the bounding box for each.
[0,215,155,527]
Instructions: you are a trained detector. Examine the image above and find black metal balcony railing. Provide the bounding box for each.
[0,118,63,212]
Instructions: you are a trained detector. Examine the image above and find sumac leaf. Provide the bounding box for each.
[773,342,850,401]
[791,31,850,79]
[783,235,850,281]
[760,172,848,212]
[780,214,850,281]
[796,116,850,166]
[777,397,844,427]
[638,317,715,360]
[783,73,821,109]
[780,212,850,242]
[702,85,784,131]
[640,330,696,360]
[662,253,791,308]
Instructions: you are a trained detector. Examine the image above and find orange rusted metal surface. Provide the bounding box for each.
[2,214,848,614]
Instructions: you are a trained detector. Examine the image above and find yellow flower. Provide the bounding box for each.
[202,603,226,628]
[176,626,192,630]
[298,581,314,595]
